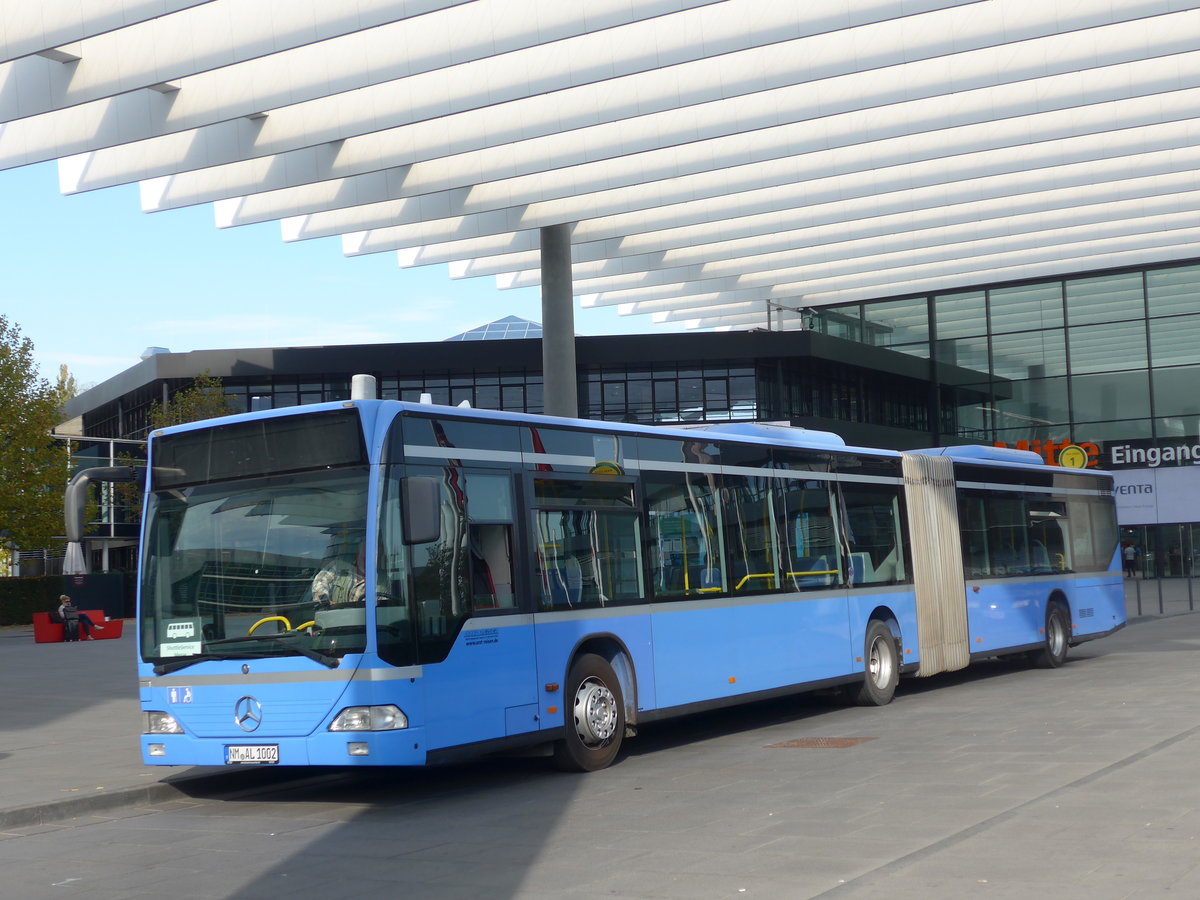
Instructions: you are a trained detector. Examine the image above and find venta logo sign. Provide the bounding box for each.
[993,437,1200,470]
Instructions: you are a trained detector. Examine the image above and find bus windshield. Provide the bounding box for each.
[140,467,371,667]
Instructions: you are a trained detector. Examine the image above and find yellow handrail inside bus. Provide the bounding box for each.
[733,573,777,591]
[295,620,316,632]
[247,615,292,635]
[785,569,839,577]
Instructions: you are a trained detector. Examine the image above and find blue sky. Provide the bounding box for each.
[2,161,671,391]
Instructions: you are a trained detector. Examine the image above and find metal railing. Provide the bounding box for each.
[1126,576,1198,619]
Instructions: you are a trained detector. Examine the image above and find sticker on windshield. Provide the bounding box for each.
[166,621,197,640]
[161,618,203,657]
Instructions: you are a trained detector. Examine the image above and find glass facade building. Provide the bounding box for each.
[811,258,1200,578]
[60,259,1200,579]
[69,332,953,449]
[813,260,1200,458]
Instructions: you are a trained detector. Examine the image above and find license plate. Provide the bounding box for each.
[225,744,279,765]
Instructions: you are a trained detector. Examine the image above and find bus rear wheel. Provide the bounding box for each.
[852,620,899,707]
[553,654,625,772]
[1031,603,1069,669]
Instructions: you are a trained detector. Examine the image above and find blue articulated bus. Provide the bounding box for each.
[133,397,1124,771]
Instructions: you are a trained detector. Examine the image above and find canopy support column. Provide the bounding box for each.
[540,223,578,418]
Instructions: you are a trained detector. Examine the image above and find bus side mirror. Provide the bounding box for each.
[402,476,442,545]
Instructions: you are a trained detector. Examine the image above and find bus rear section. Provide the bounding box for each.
[902,446,1124,677]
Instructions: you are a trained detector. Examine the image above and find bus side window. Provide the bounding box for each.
[463,474,516,611]
[401,466,519,661]
[644,471,725,598]
[723,475,778,593]
[532,477,643,610]
[777,479,839,589]
[840,483,907,585]
[469,524,513,608]
[1028,505,1068,573]
[958,493,991,576]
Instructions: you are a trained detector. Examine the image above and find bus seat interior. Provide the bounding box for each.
[789,556,834,587]
[1030,539,1051,572]
[849,552,874,584]
[470,524,515,609]
[872,546,903,582]
[546,555,583,606]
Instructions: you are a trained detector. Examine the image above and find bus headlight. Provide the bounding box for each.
[143,711,184,734]
[329,705,408,731]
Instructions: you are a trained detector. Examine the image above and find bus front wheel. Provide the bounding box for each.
[1031,603,1069,669]
[853,620,899,707]
[553,654,625,772]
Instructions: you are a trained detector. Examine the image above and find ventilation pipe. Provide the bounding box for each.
[351,374,377,400]
[63,466,141,575]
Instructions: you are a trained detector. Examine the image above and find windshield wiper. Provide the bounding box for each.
[153,634,341,675]
[204,631,340,667]
[248,637,340,669]
[154,651,257,676]
[205,631,306,647]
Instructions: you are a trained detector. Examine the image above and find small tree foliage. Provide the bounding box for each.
[116,373,235,512]
[54,363,78,412]
[0,317,71,549]
[150,371,235,429]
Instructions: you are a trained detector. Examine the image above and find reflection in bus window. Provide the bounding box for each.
[1028,504,1067,573]
[389,466,521,663]
[725,476,778,593]
[841,483,908,584]
[645,471,724,598]
[959,494,991,576]
[534,510,641,608]
[958,484,1116,578]
[778,480,840,588]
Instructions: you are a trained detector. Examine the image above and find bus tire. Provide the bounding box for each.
[853,620,899,707]
[1032,603,1069,669]
[553,653,625,772]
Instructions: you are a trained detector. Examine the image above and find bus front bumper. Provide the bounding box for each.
[140,727,429,767]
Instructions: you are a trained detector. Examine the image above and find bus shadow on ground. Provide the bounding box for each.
[164,754,573,808]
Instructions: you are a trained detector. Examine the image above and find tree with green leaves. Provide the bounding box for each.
[0,316,71,550]
[150,371,235,429]
[54,363,78,411]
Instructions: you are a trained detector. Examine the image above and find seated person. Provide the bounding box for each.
[312,545,366,609]
[53,594,104,640]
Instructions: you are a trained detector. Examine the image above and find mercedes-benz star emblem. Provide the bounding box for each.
[234,696,263,733]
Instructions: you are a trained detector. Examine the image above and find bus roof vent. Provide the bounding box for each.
[419,392,433,405]
[910,445,1044,465]
[692,421,846,447]
[351,374,377,400]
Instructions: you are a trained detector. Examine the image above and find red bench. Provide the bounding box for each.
[32,611,124,643]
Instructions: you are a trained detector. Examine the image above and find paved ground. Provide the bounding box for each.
[3,578,1192,829]
[0,580,1198,898]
